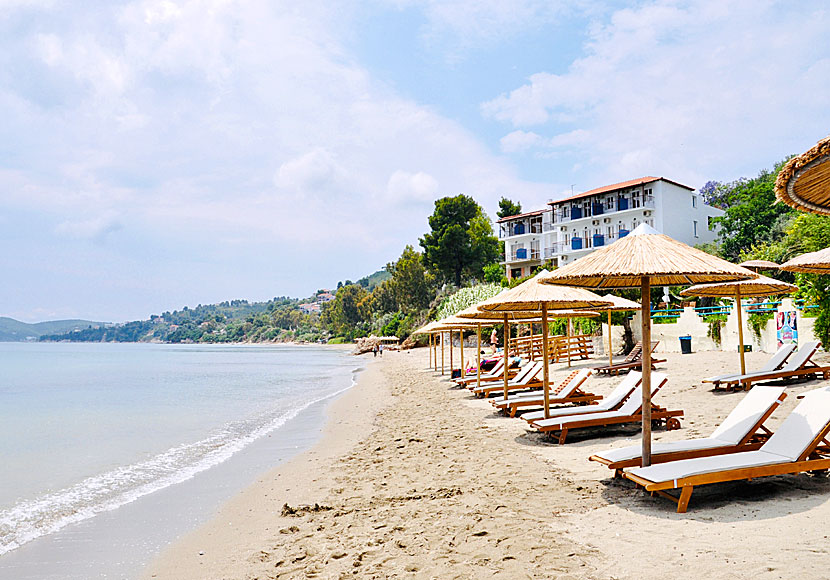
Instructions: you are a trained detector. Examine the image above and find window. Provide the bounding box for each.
[632,190,641,208]
[606,196,615,209]
[583,199,592,217]
[694,220,699,238]
[511,268,522,279]
[632,218,638,230]
[692,195,698,208]
[645,218,654,227]
[562,206,570,218]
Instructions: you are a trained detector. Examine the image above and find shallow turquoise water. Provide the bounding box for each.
[0,342,357,557]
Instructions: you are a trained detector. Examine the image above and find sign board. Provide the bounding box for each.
[776,311,798,348]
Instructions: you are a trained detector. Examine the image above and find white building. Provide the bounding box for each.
[498,177,723,280]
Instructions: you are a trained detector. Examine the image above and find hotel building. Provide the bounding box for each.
[498,177,723,280]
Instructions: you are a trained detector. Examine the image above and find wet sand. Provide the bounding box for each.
[145,346,830,579]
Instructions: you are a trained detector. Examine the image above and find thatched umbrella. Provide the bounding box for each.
[433,316,481,379]
[775,135,830,215]
[540,223,755,466]
[780,247,830,274]
[738,259,780,272]
[592,294,642,368]
[476,271,612,416]
[681,274,797,375]
[454,306,543,392]
[413,321,441,370]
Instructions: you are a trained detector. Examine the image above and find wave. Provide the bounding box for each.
[0,369,360,556]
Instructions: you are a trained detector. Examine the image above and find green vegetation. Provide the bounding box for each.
[0,317,105,341]
[704,314,728,346]
[748,311,775,342]
[419,194,500,287]
[497,197,522,219]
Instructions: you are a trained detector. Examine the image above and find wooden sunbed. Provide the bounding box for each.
[593,341,665,375]
[624,386,830,513]
[491,369,600,417]
[472,361,544,398]
[716,341,829,391]
[703,344,796,390]
[455,359,519,386]
[590,386,787,474]
[528,373,683,444]
[520,371,642,424]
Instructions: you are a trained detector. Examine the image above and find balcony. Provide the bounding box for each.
[571,237,583,250]
[505,249,541,263]
[552,196,654,224]
[593,233,605,247]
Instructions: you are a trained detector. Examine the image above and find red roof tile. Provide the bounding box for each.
[496,208,547,223]
[548,177,694,206]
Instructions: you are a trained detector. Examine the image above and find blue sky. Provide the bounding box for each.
[2,0,829,322]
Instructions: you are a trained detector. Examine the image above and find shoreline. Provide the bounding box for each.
[144,347,830,579]
[142,353,389,578]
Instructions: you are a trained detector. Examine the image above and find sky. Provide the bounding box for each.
[1,0,829,322]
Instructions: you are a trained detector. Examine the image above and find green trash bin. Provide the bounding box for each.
[679,335,692,354]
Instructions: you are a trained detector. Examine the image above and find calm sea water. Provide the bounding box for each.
[0,342,358,564]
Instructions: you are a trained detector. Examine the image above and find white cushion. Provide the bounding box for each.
[760,387,830,461]
[627,450,785,483]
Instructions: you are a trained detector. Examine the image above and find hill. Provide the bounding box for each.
[0,317,105,341]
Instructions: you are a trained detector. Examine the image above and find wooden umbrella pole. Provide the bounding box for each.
[503,314,510,400]
[441,332,445,375]
[567,318,572,368]
[433,333,438,371]
[428,333,433,369]
[476,324,482,392]
[529,323,534,361]
[736,287,746,375]
[607,310,613,368]
[449,328,454,376]
[641,276,652,467]
[460,329,465,378]
[542,303,551,419]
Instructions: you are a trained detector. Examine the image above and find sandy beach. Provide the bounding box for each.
[145,346,830,579]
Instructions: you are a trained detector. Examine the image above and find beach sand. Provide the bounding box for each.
[145,347,830,579]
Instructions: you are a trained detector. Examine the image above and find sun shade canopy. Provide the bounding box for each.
[775,135,830,215]
[681,274,797,298]
[540,224,756,288]
[477,271,612,312]
[780,247,830,274]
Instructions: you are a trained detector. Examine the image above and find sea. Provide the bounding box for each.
[0,342,360,579]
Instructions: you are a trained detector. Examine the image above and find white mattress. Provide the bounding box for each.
[627,450,786,483]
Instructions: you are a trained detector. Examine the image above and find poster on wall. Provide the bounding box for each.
[776,311,798,348]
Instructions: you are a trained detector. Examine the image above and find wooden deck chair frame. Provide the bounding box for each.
[594,341,664,376]
[722,342,829,391]
[529,376,682,445]
[624,423,830,513]
[589,391,787,474]
[704,343,796,390]
[473,362,543,398]
[492,369,600,417]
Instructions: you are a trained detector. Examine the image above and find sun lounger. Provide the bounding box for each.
[464,358,525,390]
[624,386,830,513]
[703,344,796,390]
[472,361,543,398]
[528,373,682,444]
[715,341,829,391]
[593,341,665,375]
[520,371,642,423]
[590,386,787,473]
[455,359,517,385]
[491,369,599,417]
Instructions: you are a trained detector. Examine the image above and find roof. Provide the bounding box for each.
[496,208,547,223]
[547,177,694,206]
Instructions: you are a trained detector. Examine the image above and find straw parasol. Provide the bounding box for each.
[454,306,544,392]
[476,271,612,417]
[775,135,830,215]
[592,294,642,368]
[738,259,780,272]
[780,247,830,274]
[681,275,797,375]
[540,223,755,466]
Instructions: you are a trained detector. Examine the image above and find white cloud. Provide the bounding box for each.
[55,212,123,240]
[386,170,438,205]
[483,0,830,184]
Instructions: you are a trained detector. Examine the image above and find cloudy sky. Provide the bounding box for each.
[2,0,829,322]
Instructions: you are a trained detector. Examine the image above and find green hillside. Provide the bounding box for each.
[0,317,104,341]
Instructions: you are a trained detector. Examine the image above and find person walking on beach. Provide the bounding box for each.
[490,327,499,354]
[373,344,378,357]
[379,344,383,357]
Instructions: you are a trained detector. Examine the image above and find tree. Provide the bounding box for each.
[419,195,500,286]
[709,163,794,261]
[497,197,522,219]
[386,245,433,313]
[320,284,369,338]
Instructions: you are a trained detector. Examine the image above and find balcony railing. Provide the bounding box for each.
[552,196,655,223]
[505,249,541,262]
